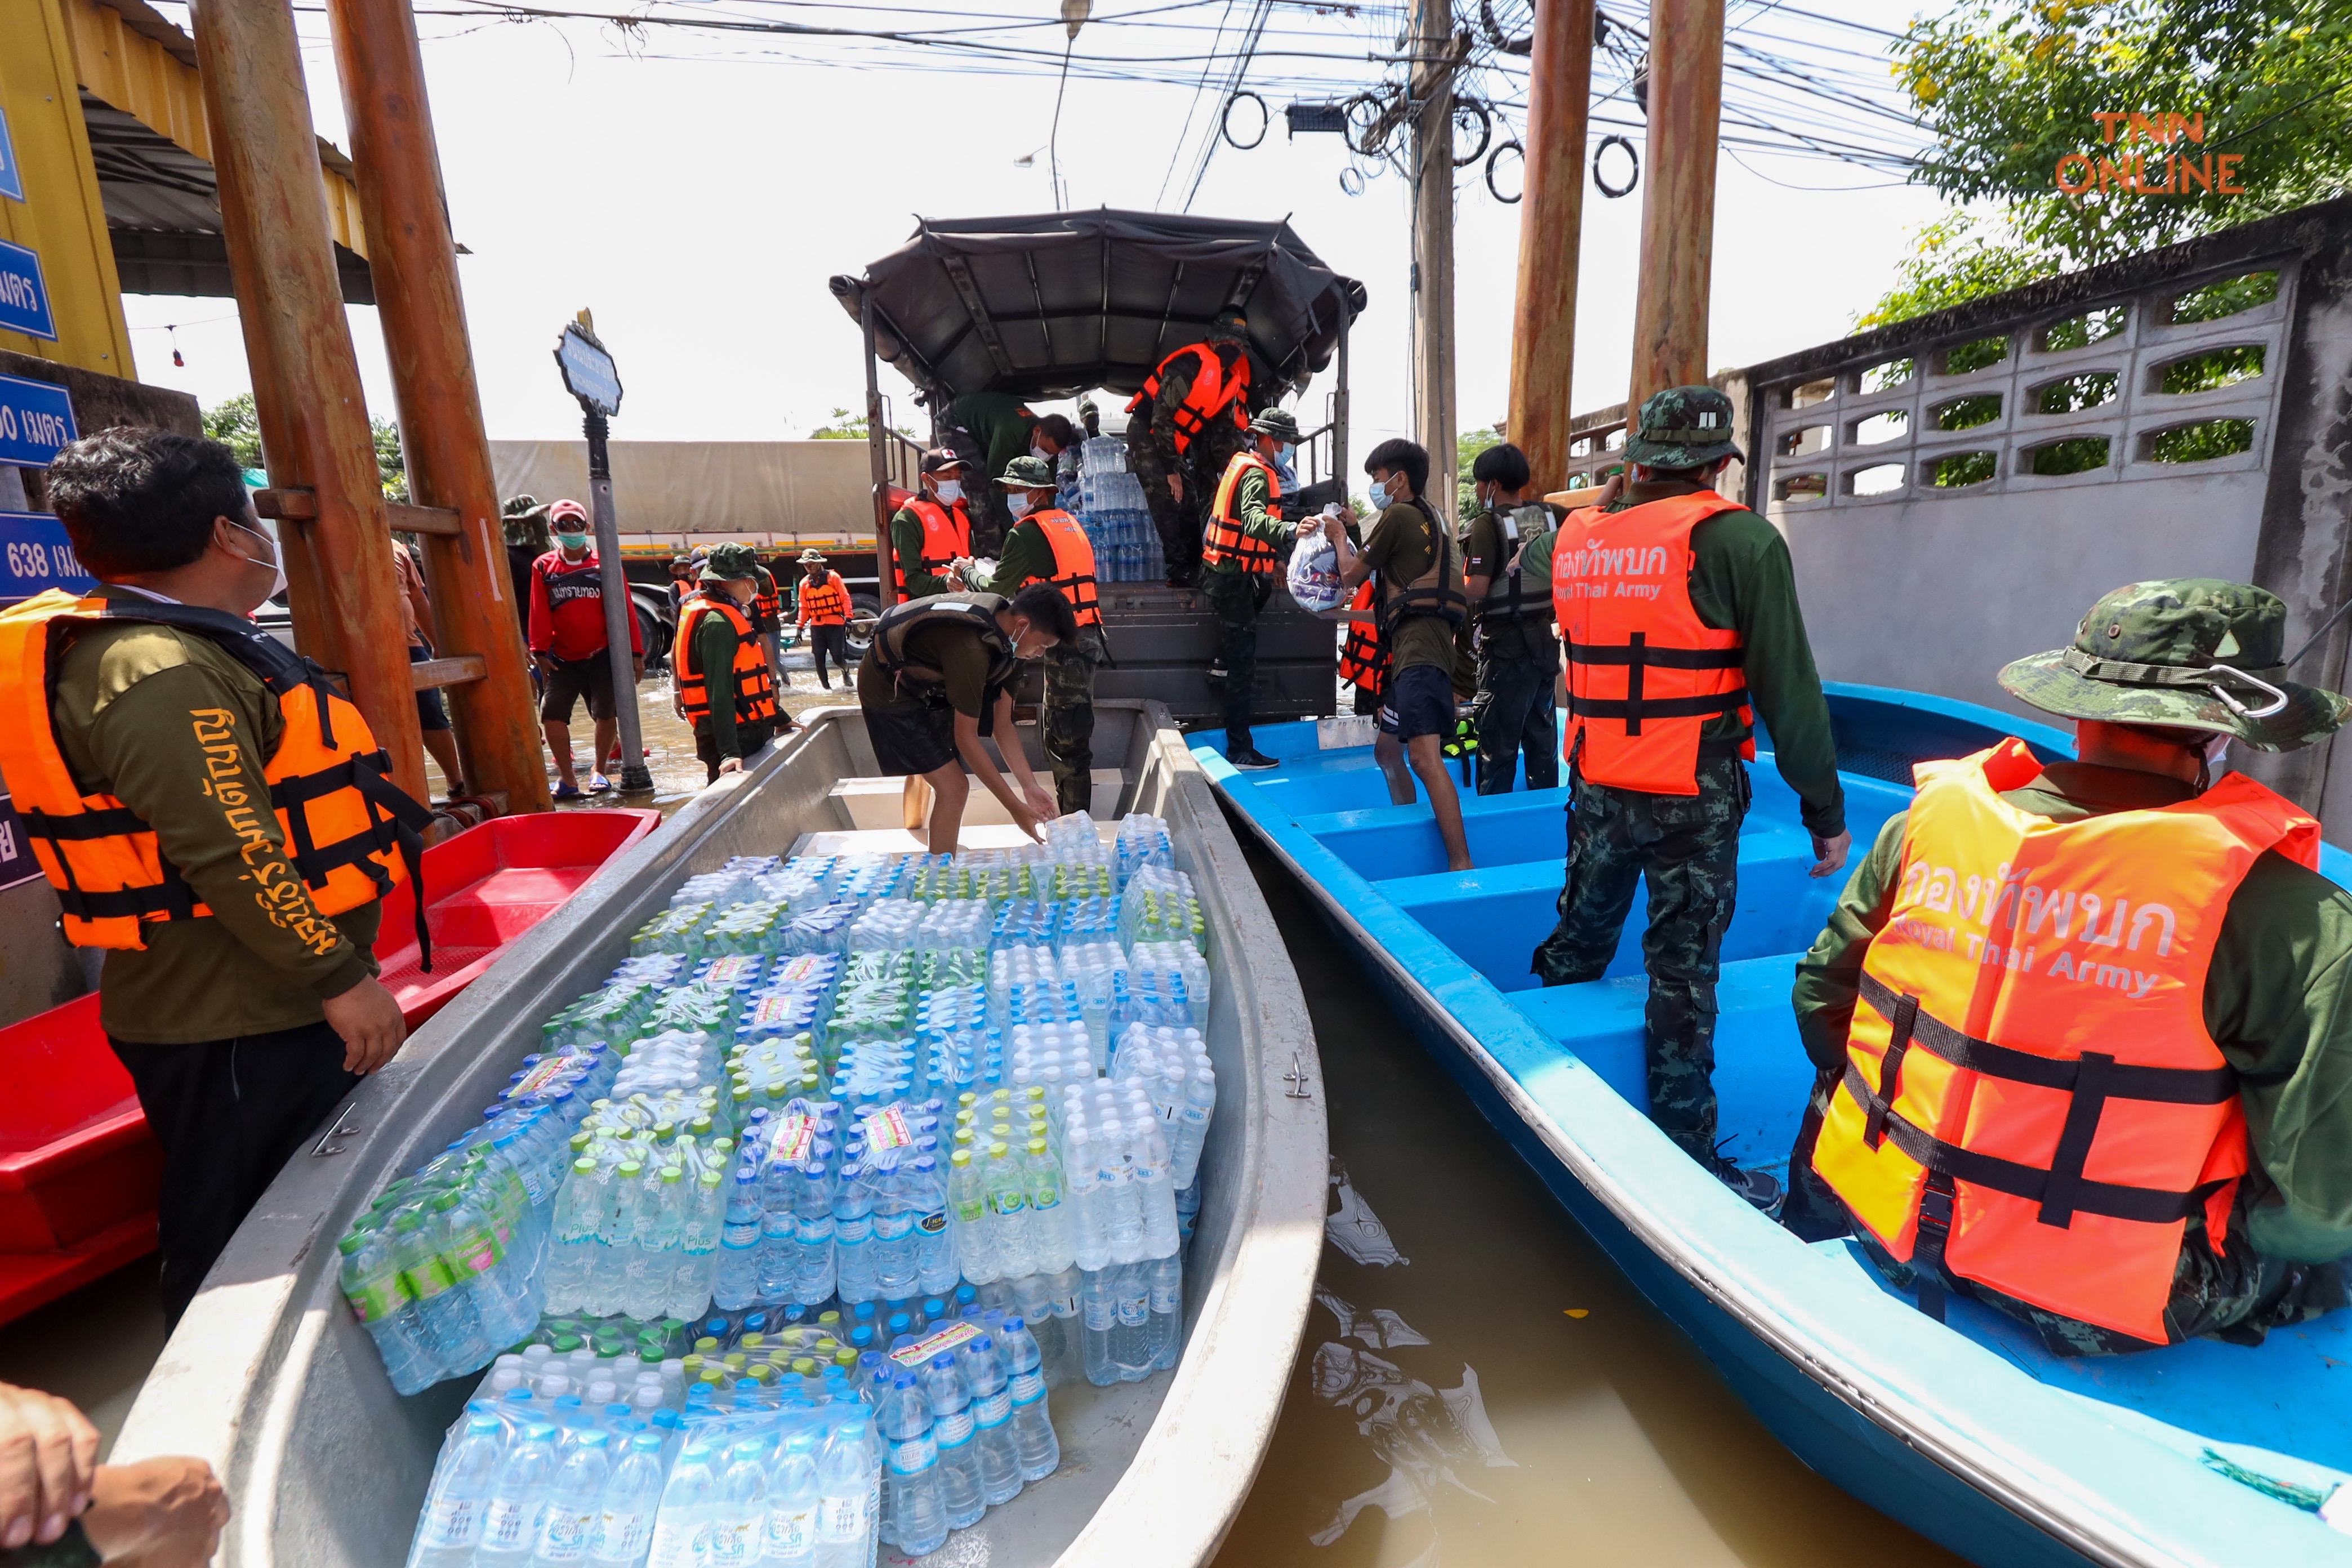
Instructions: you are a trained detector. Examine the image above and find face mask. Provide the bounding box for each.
[1367,479,1391,511]
[556,530,589,553]
[230,519,287,602]
[1007,494,1034,519]
[934,480,964,504]
[1030,444,1052,464]
[2197,732,2231,791]
[1279,443,1297,464]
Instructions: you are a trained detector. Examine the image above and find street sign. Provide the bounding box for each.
[0,239,55,341]
[0,511,93,603]
[0,373,76,466]
[555,323,622,416]
[0,108,23,203]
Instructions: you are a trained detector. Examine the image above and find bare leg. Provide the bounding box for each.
[421,729,464,795]
[922,761,969,855]
[902,774,933,832]
[543,720,577,789]
[1408,732,1473,871]
[1373,731,1417,805]
[594,717,620,777]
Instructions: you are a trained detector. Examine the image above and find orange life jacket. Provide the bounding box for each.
[1126,342,1250,456]
[1812,739,2317,1344]
[675,593,779,725]
[0,590,431,960]
[796,571,850,627]
[1013,509,1101,629]
[1202,451,1283,575]
[894,497,973,601]
[1553,491,1751,795]
[1338,581,1384,699]
[751,568,781,632]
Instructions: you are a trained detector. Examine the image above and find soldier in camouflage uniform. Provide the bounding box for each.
[972,455,1104,816]
[1126,309,1255,588]
[1788,579,2352,1354]
[1521,387,1850,1213]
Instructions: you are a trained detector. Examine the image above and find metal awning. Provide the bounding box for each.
[830,208,1366,403]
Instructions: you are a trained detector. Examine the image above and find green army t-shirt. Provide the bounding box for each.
[1361,500,1459,676]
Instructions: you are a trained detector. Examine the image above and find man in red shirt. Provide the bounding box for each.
[528,498,643,798]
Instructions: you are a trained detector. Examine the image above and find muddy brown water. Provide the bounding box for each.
[1,669,1958,1565]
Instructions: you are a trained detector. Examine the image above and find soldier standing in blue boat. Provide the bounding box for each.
[1521,387,1850,1213]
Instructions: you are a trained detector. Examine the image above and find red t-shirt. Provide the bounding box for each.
[528,548,644,661]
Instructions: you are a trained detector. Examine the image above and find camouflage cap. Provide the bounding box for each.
[1998,579,2351,751]
[995,454,1058,489]
[798,547,828,564]
[1246,407,1302,443]
[700,541,760,582]
[1211,308,1251,337]
[1622,385,1744,468]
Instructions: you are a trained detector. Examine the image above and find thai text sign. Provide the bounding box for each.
[0,239,56,340]
[0,511,95,603]
[0,373,77,466]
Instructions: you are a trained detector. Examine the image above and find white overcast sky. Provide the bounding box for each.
[120,0,1952,464]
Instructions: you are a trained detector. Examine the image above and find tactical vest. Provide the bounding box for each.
[1473,503,1553,624]
[1126,342,1250,456]
[1812,740,2314,1344]
[797,571,850,626]
[1553,491,1750,795]
[0,590,433,961]
[1202,451,1283,575]
[675,593,779,727]
[1338,581,1385,700]
[1015,510,1102,629]
[870,594,1020,699]
[1375,498,1468,633]
[894,497,973,601]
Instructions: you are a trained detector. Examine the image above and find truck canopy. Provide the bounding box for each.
[830,208,1366,406]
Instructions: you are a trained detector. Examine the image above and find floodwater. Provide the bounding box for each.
[1211,838,1965,1568]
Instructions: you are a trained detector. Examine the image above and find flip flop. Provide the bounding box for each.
[587,773,614,795]
[553,781,583,801]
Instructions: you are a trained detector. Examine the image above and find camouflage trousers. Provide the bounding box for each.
[1044,627,1104,818]
[1781,1067,2352,1355]
[1471,648,1560,796]
[940,427,1008,554]
[1199,567,1271,753]
[1127,431,1197,586]
[1530,753,1750,1159]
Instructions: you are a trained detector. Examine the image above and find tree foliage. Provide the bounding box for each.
[1868,0,2352,324]
[201,393,409,501]
[1456,422,1504,519]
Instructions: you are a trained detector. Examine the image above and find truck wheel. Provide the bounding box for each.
[845,594,880,663]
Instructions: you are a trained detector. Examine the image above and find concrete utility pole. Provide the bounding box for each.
[1626,0,1725,420]
[1507,0,1595,491]
[188,0,427,804]
[1409,0,1460,519]
[327,0,552,812]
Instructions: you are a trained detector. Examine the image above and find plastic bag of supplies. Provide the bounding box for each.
[1287,518,1346,614]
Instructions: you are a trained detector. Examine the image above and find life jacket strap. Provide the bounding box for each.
[1855,973,2238,1106]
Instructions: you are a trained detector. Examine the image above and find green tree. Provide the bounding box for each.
[372,417,408,503]
[200,393,409,501]
[1456,422,1504,520]
[808,407,914,441]
[1868,0,2352,325]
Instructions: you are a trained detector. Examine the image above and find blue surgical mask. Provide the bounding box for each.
[555,530,589,553]
[1007,494,1034,519]
[1279,443,1297,464]
[1367,479,1391,511]
[934,480,964,504]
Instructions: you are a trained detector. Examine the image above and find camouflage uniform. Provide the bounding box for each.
[1044,627,1104,817]
[1201,568,1272,749]
[1531,751,1749,1158]
[1126,424,1195,585]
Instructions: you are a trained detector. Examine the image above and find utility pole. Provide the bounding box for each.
[1409,0,1461,519]
[1507,0,1595,491]
[1627,0,1725,419]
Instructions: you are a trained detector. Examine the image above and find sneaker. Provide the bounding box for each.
[587,773,613,795]
[1228,747,1280,771]
[1710,1157,1785,1217]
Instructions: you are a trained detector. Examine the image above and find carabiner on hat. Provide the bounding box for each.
[2207,662,2291,719]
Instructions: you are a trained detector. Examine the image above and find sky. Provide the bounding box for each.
[118,0,1953,469]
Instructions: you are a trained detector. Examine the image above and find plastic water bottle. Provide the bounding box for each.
[792,1164,837,1306]
[1135,1122,1181,1261]
[715,1170,763,1312]
[910,1156,957,1297]
[921,1353,983,1530]
[761,1431,821,1567]
[1171,1066,1217,1191]
[710,1438,768,1566]
[880,1374,947,1555]
[544,1157,608,1317]
[1001,1318,1060,1481]
[529,1427,610,1566]
[476,1420,559,1563]
[1080,1266,1117,1387]
[341,1230,434,1396]
[671,1169,724,1321]
[393,1209,489,1374]
[644,1441,716,1568]
[960,1334,1023,1506]
[814,1419,875,1568]
[984,1142,1036,1280]
[948,1149,995,1285]
[833,1164,877,1306]
[1098,1122,1143,1264]
[585,1431,666,1568]
[869,1162,920,1300]
[408,1413,503,1567]
[1065,1130,1108,1273]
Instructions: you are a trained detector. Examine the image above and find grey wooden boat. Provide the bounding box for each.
[109,699,1326,1568]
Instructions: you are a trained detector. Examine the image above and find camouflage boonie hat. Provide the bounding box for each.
[1211,308,1251,337]
[1246,407,1302,443]
[1623,385,1744,467]
[1999,579,2351,751]
[700,541,760,582]
[995,454,1057,489]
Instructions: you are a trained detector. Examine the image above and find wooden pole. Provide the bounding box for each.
[188,0,427,803]
[1626,0,1723,422]
[1409,0,1459,520]
[1507,0,1594,491]
[326,0,550,811]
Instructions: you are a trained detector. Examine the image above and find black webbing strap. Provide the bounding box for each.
[1564,641,1748,668]
[1863,990,1920,1151]
[1856,973,2237,1106]
[1910,1171,1957,1322]
[348,752,436,972]
[2039,1052,2116,1228]
[19,803,149,841]
[1563,688,1750,724]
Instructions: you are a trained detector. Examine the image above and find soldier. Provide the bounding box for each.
[1200,408,1309,770]
[1462,442,1560,794]
[1790,580,2352,1354]
[1518,386,1850,1211]
[1126,310,1256,587]
[972,455,1104,816]
[673,543,781,782]
[889,449,975,602]
[937,391,1075,553]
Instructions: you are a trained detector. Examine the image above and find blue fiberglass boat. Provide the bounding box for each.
[1200,682,2352,1568]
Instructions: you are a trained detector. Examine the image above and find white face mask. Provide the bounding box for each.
[230,518,287,602]
[1367,479,1391,511]
[1007,493,1034,519]
[1030,444,1052,464]
[2198,732,2231,790]
[934,479,964,504]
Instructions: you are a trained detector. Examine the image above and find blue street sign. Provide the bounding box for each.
[555,323,622,416]
[0,239,55,341]
[0,374,75,466]
[0,794,39,893]
[0,510,93,604]
[0,108,23,203]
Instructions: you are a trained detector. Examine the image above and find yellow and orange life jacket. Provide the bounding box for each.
[675,593,779,726]
[1812,739,2316,1343]
[1203,451,1284,575]
[1553,491,1752,795]
[1127,341,1250,456]
[894,497,973,602]
[0,589,432,960]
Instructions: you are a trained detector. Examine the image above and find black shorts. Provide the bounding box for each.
[408,640,451,731]
[865,701,957,777]
[540,654,616,723]
[1378,663,1455,742]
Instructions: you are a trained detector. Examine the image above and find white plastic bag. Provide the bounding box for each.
[1287,528,1345,614]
